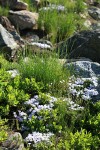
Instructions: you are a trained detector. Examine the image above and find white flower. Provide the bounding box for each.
[25,132,54,143]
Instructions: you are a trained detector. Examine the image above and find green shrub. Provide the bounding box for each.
[29,129,99,150]
[21,77,40,96]
[69,129,93,150]
[87,112,100,137]
[0,69,41,117]
[0,55,18,71]
[38,93,51,105]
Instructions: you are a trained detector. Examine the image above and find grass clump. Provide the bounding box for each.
[23,0,37,11]
[38,10,76,43]
[46,0,86,13]
[0,6,9,17]
[23,0,86,43]
[17,54,70,96]
[38,0,87,43]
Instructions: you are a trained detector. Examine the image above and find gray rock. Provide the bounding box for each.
[27,40,53,50]
[11,1,28,10]
[23,40,53,55]
[22,32,39,42]
[57,30,100,63]
[65,60,100,78]
[65,60,100,101]
[91,22,100,30]
[90,1,100,8]
[88,7,100,20]
[0,0,28,10]
[9,10,39,30]
[0,16,24,45]
[1,132,25,150]
[0,24,19,58]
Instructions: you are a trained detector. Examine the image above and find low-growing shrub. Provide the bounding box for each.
[28,129,99,150]
[0,69,41,117]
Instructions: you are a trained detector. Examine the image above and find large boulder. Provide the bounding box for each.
[57,30,100,63]
[0,132,25,150]
[88,7,100,20]
[9,10,39,30]
[12,0,28,10]
[25,40,53,54]
[0,16,24,45]
[0,0,28,10]
[0,24,19,59]
[64,59,100,101]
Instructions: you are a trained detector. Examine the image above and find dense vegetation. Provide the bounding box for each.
[0,0,100,149]
[0,53,100,149]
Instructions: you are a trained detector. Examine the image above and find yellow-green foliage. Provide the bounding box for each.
[0,55,18,71]
[0,69,40,116]
[0,119,8,142]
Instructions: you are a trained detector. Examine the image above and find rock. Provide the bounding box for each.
[0,24,20,59]
[0,0,28,10]
[0,16,15,32]
[88,7,100,20]
[91,22,100,30]
[28,40,53,50]
[9,10,39,30]
[7,69,19,78]
[64,60,100,101]
[57,30,100,63]
[0,16,24,45]
[24,40,53,55]
[65,59,100,78]
[20,28,47,41]
[25,34,39,42]
[90,1,100,8]
[11,1,28,10]
[84,20,92,28]
[1,132,25,150]
[21,30,39,42]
